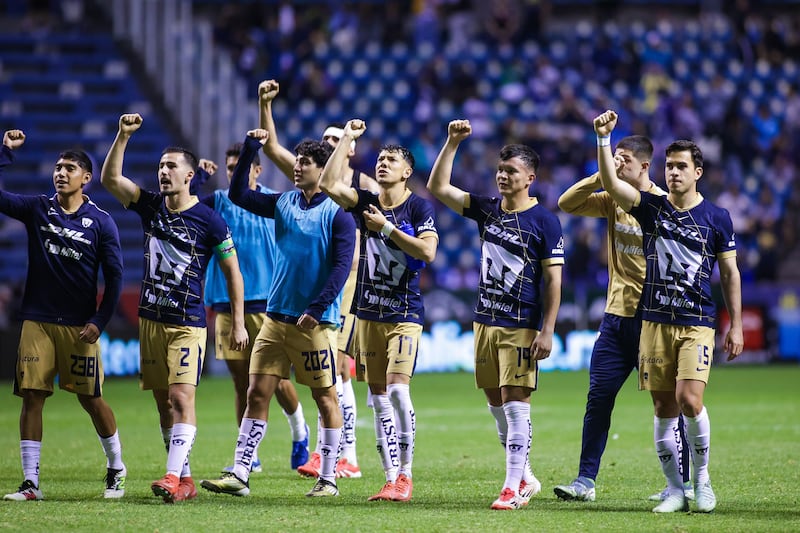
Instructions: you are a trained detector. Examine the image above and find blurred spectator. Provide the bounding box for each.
[717,181,755,244]
[476,0,523,46]
[751,102,781,156]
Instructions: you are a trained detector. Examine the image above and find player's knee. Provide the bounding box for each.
[678,396,703,417]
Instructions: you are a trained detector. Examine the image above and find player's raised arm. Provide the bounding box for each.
[319,119,362,209]
[594,111,638,212]
[426,120,471,214]
[557,172,606,216]
[101,114,143,207]
[228,129,275,217]
[258,80,296,180]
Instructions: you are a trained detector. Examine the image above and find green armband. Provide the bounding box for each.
[214,237,237,260]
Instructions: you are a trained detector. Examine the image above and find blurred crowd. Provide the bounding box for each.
[203,0,799,289]
[3,0,798,291]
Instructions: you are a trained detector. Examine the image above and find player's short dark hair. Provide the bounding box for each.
[499,144,540,173]
[162,146,199,171]
[616,135,653,162]
[294,140,334,168]
[379,144,415,170]
[665,140,703,169]
[325,122,345,130]
[58,150,93,174]
[226,142,259,165]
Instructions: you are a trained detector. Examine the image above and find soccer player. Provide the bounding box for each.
[101,113,249,503]
[1,129,127,501]
[427,120,562,510]
[320,119,438,502]
[259,79,376,478]
[593,110,743,513]
[196,145,310,473]
[200,130,355,498]
[554,135,693,502]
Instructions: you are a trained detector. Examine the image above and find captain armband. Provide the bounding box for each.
[214,237,237,260]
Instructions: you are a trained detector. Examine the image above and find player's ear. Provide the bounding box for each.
[82,172,92,187]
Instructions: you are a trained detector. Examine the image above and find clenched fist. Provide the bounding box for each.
[593,110,618,137]
[118,113,143,136]
[258,80,279,104]
[2,129,26,150]
[344,119,367,140]
[447,120,472,143]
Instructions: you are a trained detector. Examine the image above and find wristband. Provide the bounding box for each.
[380,221,395,237]
[597,135,610,147]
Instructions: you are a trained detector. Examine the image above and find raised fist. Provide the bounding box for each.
[119,113,143,135]
[198,159,218,175]
[344,119,366,140]
[246,129,269,144]
[593,110,618,137]
[447,119,472,143]
[2,129,26,150]
[258,80,279,104]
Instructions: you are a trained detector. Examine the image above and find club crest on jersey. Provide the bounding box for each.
[552,236,565,255]
[81,217,93,228]
[418,216,436,233]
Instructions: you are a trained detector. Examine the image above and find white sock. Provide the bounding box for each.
[685,407,711,485]
[388,383,415,478]
[654,416,684,494]
[233,418,267,481]
[340,379,358,464]
[503,401,530,493]
[283,402,307,442]
[160,426,191,477]
[489,403,534,482]
[372,393,399,482]
[98,431,124,470]
[180,458,191,478]
[319,427,343,483]
[523,414,534,483]
[314,411,323,454]
[166,423,196,478]
[488,403,508,446]
[20,440,41,487]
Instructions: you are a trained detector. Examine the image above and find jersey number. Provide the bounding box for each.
[70,355,97,377]
[303,349,330,372]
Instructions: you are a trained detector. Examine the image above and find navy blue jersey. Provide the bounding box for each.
[0,146,123,331]
[463,195,564,329]
[349,188,437,325]
[129,188,232,327]
[630,191,736,327]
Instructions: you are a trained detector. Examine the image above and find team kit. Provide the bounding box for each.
[0,81,742,514]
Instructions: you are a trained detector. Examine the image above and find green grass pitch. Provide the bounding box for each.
[0,366,798,532]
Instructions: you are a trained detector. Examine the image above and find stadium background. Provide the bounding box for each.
[0,0,798,379]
